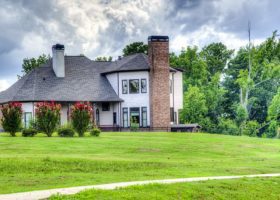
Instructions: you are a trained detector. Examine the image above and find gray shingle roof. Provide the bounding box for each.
[101,53,150,74]
[0,56,123,103]
[0,53,181,104]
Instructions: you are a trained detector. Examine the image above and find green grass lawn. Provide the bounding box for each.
[49,177,280,200]
[0,132,280,194]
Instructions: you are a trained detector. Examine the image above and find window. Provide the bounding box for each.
[113,112,117,125]
[129,79,139,94]
[122,80,128,94]
[123,108,128,128]
[102,102,110,111]
[141,107,147,127]
[24,112,32,128]
[141,79,147,93]
[130,107,140,127]
[170,107,174,122]
[170,79,173,94]
[96,109,100,125]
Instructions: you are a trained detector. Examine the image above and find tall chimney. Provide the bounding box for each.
[148,36,170,129]
[52,44,65,77]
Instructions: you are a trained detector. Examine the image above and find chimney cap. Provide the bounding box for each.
[148,35,169,42]
[52,44,65,50]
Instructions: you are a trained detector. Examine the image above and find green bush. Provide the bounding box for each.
[22,128,37,137]
[217,118,240,135]
[90,128,101,137]
[57,127,75,137]
[241,120,260,137]
[266,120,278,138]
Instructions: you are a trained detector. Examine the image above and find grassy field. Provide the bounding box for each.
[0,132,280,194]
[50,177,280,200]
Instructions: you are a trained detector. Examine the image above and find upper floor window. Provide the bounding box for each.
[170,79,173,94]
[102,102,110,111]
[141,79,147,93]
[129,79,139,94]
[122,80,128,94]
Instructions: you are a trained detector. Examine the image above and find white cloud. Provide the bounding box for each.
[0,79,10,92]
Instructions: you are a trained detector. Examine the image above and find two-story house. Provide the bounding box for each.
[0,36,183,131]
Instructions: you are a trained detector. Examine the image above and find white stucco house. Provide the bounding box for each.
[0,36,183,131]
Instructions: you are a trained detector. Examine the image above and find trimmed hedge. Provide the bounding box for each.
[90,128,101,137]
[22,128,37,137]
[57,127,75,137]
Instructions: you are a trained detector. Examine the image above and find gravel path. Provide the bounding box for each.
[1,173,280,200]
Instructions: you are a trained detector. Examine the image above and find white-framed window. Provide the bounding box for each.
[141,79,147,93]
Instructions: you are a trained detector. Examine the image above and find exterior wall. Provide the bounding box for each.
[148,38,170,128]
[94,102,119,126]
[118,71,150,127]
[61,104,68,125]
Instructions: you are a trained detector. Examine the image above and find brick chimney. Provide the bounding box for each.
[52,44,65,77]
[148,36,170,129]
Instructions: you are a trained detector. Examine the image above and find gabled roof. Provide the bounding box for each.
[0,56,122,103]
[101,53,150,74]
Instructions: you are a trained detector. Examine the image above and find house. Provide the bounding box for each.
[0,36,183,131]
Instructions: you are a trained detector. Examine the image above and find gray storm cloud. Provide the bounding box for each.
[0,0,279,90]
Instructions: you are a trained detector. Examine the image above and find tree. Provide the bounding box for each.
[122,42,148,56]
[268,88,280,121]
[200,42,234,78]
[35,102,61,137]
[95,56,112,62]
[180,86,208,123]
[19,54,49,78]
[71,102,92,137]
[0,102,22,136]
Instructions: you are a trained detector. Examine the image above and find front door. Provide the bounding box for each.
[130,107,140,127]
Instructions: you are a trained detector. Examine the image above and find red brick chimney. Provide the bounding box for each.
[148,36,170,129]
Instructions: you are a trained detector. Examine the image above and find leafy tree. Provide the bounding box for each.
[0,102,22,136]
[217,118,240,136]
[235,104,248,126]
[19,54,49,78]
[35,102,61,137]
[267,88,280,121]
[241,120,260,137]
[200,42,234,78]
[180,86,207,123]
[95,56,112,61]
[122,42,148,56]
[71,102,92,137]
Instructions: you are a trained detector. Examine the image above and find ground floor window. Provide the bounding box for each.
[96,109,100,125]
[170,107,174,122]
[130,107,140,127]
[141,107,147,127]
[24,112,32,128]
[123,108,128,128]
[113,112,117,125]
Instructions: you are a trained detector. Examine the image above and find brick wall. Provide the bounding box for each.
[148,36,170,129]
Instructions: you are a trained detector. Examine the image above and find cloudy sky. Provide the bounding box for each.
[0,0,279,91]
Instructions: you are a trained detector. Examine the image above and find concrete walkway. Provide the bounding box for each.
[1,173,280,200]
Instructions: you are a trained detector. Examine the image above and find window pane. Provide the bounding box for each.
[102,103,110,111]
[123,108,128,128]
[141,79,147,93]
[122,80,128,94]
[141,107,147,127]
[129,79,139,94]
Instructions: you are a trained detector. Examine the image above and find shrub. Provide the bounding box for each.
[266,120,278,138]
[57,126,75,137]
[71,102,92,137]
[90,128,101,137]
[22,128,37,137]
[130,116,139,132]
[0,102,23,136]
[35,101,61,137]
[217,118,240,136]
[241,120,260,137]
